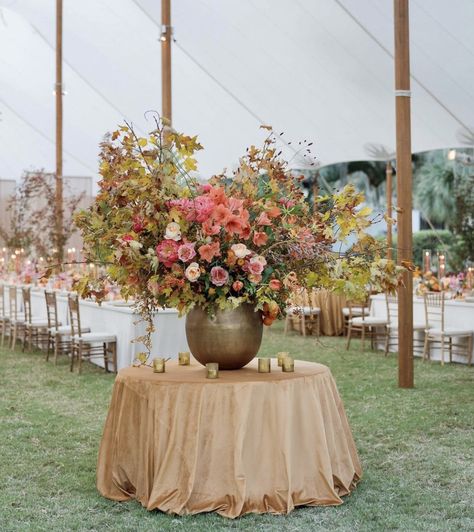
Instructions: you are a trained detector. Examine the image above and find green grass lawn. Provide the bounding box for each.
[1,324,473,531]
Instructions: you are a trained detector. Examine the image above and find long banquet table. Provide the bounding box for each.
[370,293,474,364]
[8,286,188,370]
[96,358,362,517]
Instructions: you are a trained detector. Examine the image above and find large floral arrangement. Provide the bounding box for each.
[74,120,401,352]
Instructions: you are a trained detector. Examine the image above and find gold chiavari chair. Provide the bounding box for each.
[21,287,50,351]
[423,292,473,366]
[68,294,117,374]
[45,291,87,364]
[346,297,389,352]
[9,286,26,349]
[0,285,11,347]
[284,288,321,337]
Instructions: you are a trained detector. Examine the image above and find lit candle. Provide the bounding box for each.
[206,362,219,379]
[153,357,166,373]
[282,356,295,372]
[277,351,289,367]
[423,250,431,273]
[439,254,446,278]
[178,351,190,365]
[258,358,271,373]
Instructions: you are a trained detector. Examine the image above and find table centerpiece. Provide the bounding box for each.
[74,119,402,368]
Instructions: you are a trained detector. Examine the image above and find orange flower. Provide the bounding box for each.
[198,241,221,262]
[213,204,232,224]
[266,206,281,218]
[209,187,228,206]
[256,212,272,226]
[253,231,268,247]
[269,279,282,291]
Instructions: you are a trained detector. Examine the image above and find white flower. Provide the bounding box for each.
[185,262,201,282]
[165,222,181,241]
[231,243,251,259]
[129,240,143,250]
[251,255,267,267]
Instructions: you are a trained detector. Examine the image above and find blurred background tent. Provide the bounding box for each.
[0,0,473,188]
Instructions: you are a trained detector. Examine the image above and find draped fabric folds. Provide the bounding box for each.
[97,360,361,518]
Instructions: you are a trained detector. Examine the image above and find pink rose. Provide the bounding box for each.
[155,239,179,267]
[178,242,196,263]
[247,256,266,275]
[122,234,133,242]
[210,266,229,287]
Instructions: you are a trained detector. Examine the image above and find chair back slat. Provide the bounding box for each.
[386,293,398,323]
[22,287,32,324]
[45,291,59,330]
[9,286,19,320]
[68,294,82,337]
[347,297,369,319]
[0,285,5,317]
[423,292,444,330]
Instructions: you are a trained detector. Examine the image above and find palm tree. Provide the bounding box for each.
[414,152,455,228]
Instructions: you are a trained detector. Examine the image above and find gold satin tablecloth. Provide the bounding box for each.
[96,359,361,518]
[312,289,347,336]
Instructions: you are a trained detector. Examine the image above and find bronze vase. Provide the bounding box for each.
[185,303,263,370]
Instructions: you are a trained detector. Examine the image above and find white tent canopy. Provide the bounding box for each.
[1,0,473,188]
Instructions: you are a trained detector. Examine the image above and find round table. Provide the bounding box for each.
[96,359,362,518]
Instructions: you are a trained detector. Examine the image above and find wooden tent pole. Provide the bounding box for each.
[386,160,393,260]
[55,0,64,261]
[394,0,414,388]
[161,0,172,125]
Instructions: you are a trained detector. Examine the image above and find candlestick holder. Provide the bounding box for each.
[258,358,271,373]
[153,357,166,373]
[277,352,289,367]
[282,356,294,372]
[206,362,219,379]
[178,351,190,365]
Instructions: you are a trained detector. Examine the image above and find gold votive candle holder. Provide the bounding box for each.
[258,358,271,373]
[153,357,166,373]
[206,362,219,379]
[282,356,294,372]
[178,351,190,365]
[277,352,289,367]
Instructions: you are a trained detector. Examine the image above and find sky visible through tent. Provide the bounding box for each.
[0,0,473,190]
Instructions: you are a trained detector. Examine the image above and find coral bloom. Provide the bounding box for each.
[253,231,268,247]
[185,262,201,282]
[210,266,229,286]
[202,218,221,236]
[213,204,232,224]
[209,186,229,206]
[266,206,281,219]
[198,241,221,262]
[232,280,244,292]
[256,212,272,226]
[156,239,179,267]
[224,215,245,235]
[269,279,282,291]
[178,242,196,263]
